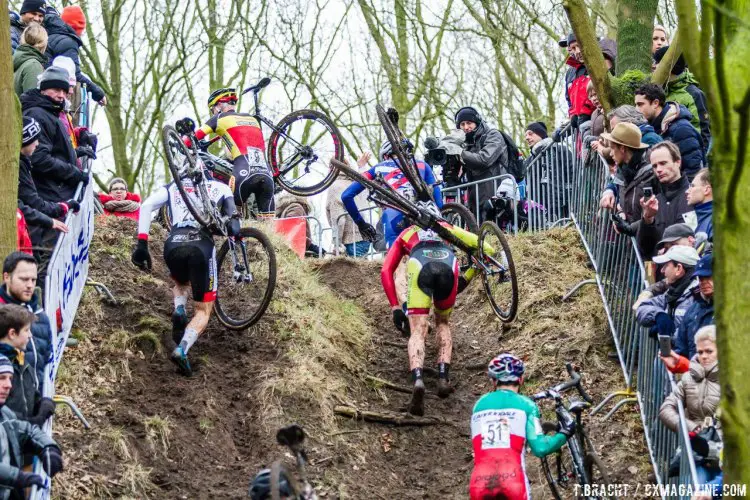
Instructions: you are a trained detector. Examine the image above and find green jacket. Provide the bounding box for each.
[665,71,711,150]
[13,45,47,98]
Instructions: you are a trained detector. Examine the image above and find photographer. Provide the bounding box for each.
[636,142,693,259]
[454,106,508,220]
[524,121,573,221]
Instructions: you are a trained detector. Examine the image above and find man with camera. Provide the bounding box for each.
[636,142,694,259]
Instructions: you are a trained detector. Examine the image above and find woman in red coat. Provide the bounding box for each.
[98,177,141,220]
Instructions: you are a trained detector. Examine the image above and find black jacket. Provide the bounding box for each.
[18,155,65,221]
[21,89,85,203]
[616,150,656,225]
[0,344,40,421]
[43,14,105,101]
[636,176,693,259]
[461,122,508,214]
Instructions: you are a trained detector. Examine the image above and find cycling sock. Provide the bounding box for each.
[174,295,187,310]
[179,328,199,353]
[174,304,186,317]
[411,368,423,383]
[438,362,450,380]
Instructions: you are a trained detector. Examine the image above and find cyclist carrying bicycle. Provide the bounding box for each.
[470,354,575,500]
[381,203,482,414]
[131,174,241,376]
[179,88,275,217]
[342,140,443,247]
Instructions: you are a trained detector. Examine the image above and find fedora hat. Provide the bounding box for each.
[600,122,649,149]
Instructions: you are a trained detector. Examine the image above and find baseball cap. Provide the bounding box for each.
[656,223,695,249]
[559,33,576,47]
[653,245,700,266]
[693,253,713,278]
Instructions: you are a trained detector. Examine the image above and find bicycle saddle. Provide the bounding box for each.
[568,400,591,414]
[242,77,272,95]
[276,424,305,448]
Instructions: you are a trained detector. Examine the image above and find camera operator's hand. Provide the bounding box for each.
[356,220,377,242]
[356,152,372,169]
[640,196,659,224]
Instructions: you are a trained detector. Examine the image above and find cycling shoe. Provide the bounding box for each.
[170,346,192,377]
[437,378,454,398]
[407,379,426,416]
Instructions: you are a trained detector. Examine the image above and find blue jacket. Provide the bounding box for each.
[651,103,706,179]
[674,292,714,359]
[342,160,442,246]
[694,201,713,241]
[9,12,23,52]
[638,123,663,146]
[0,285,53,387]
[44,14,105,102]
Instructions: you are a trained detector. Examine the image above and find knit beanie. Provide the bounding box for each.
[0,355,12,376]
[39,66,70,91]
[526,121,548,139]
[454,107,481,128]
[653,46,686,75]
[22,117,42,147]
[20,0,47,15]
[51,56,77,86]
[61,5,86,36]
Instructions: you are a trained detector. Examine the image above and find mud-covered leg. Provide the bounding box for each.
[406,314,429,416]
[435,313,455,398]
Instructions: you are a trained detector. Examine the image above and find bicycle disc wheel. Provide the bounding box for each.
[161,125,210,228]
[215,228,277,330]
[477,221,519,322]
[375,104,429,200]
[268,109,343,196]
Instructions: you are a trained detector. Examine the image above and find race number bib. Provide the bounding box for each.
[482,418,511,449]
[246,147,265,170]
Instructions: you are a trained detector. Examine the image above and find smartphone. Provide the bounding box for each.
[658,334,672,357]
[643,186,654,199]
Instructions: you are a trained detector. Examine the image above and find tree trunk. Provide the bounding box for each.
[0,2,21,256]
[614,0,659,76]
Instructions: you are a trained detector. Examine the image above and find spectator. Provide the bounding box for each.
[9,0,46,52]
[326,154,372,257]
[44,6,107,105]
[636,245,699,342]
[686,168,713,241]
[0,253,54,385]
[12,23,48,97]
[0,305,56,426]
[652,47,711,151]
[659,326,720,486]
[524,121,573,220]
[558,33,595,126]
[21,66,87,205]
[674,253,714,359]
[276,192,325,257]
[455,106,507,218]
[98,178,141,220]
[652,25,669,54]
[586,80,605,138]
[599,37,617,74]
[592,106,662,171]
[598,123,654,229]
[18,117,71,248]
[635,83,706,179]
[636,142,693,259]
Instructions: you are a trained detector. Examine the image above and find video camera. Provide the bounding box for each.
[423,134,464,188]
[424,136,447,166]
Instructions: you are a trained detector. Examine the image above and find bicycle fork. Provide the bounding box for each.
[229,238,253,284]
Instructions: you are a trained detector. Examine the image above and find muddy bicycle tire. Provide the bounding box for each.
[215,227,277,330]
[441,203,479,234]
[162,125,211,228]
[478,221,518,323]
[268,109,343,196]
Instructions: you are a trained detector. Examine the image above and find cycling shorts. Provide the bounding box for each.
[406,243,458,316]
[163,228,217,302]
[231,155,275,216]
[469,458,530,500]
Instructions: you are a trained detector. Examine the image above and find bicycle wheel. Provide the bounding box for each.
[162,125,210,228]
[541,423,577,500]
[268,109,343,196]
[375,104,429,200]
[215,227,277,330]
[441,203,478,234]
[477,221,519,322]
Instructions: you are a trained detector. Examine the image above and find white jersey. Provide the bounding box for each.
[137,179,234,238]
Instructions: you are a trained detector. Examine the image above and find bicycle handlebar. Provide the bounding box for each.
[532,362,593,403]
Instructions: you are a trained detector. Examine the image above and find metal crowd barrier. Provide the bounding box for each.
[332,205,385,260]
[441,174,519,233]
[559,125,701,498]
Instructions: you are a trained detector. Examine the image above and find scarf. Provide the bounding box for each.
[104,199,140,213]
[0,343,23,366]
[666,272,694,310]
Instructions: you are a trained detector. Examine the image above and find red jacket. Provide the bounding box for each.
[16,210,33,255]
[98,192,142,221]
[565,57,596,118]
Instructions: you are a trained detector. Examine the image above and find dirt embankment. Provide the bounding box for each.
[53,218,649,499]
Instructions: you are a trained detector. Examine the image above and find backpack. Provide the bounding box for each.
[499,131,526,181]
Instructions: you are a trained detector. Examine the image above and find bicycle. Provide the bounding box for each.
[161,125,277,331]
[532,362,611,500]
[268,424,318,500]
[329,105,518,322]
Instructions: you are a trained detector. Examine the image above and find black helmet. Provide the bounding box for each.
[207,87,237,112]
[249,468,296,500]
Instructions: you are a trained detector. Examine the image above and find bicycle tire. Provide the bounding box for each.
[584,452,610,498]
[215,227,277,330]
[441,203,479,234]
[268,109,343,196]
[161,125,211,228]
[541,422,576,500]
[477,221,519,322]
[375,104,431,201]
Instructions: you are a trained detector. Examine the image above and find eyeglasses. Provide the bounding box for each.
[110,187,126,192]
